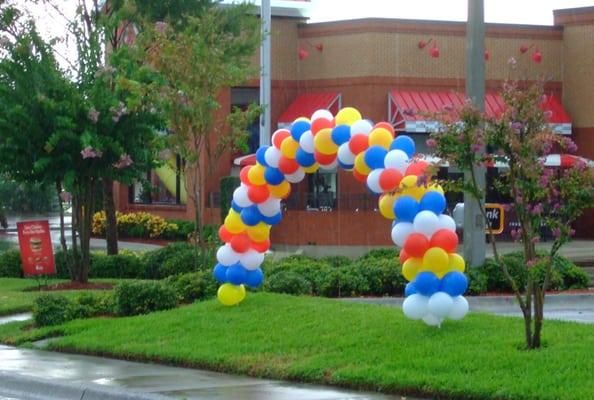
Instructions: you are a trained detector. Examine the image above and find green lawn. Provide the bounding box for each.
[1,293,592,399]
[0,278,114,316]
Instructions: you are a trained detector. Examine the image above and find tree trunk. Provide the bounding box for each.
[72,181,95,283]
[55,180,68,254]
[103,178,118,255]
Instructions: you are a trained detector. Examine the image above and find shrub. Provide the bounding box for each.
[113,281,177,316]
[165,271,218,303]
[0,249,22,277]
[319,264,370,297]
[355,257,406,296]
[90,253,145,279]
[553,256,590,290]
[53,249,73,279]
[358,248,399,262]
[220,176,240,222]
[142,242,196,279]
[68,292,113,319]
[33,294,72,327]
[92,211,178,239]
[466,267,488,295]
[265,270,312,295]
[263,255,334,295]
[163,219,195,240]
[319,255,352,269]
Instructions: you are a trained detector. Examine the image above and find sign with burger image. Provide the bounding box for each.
[17,220,56,276]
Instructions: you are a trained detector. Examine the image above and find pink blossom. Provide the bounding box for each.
[531,236,540,244]
[155,21,168,33]
[552,227,561,238]
[526,259,536,268]
[81,146,102,159]
[88,108,99,123]
[563,137,578,153]
[59,191,72,202]
[530,204,542,215]
[570,228,576,237]
[507,57,517,66]
[510,121,523,134]
[114,154,134,169]
[470,143,481,153]
[426,138,437,149]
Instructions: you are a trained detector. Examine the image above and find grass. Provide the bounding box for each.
[1,293,592,399]
[0,277,116,316]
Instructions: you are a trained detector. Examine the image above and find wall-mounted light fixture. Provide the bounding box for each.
[298,40,323,61]
[519,44,542,63]
[418,38,440,58]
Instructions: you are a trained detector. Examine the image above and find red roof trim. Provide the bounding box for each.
[278,92,341,124]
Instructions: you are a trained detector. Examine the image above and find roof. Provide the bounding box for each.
[277,92,341,125]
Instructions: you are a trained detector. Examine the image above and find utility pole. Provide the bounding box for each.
[464,0,486,266]
[259,0,272,146]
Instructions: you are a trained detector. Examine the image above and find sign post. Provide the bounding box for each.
[17,220,56,276]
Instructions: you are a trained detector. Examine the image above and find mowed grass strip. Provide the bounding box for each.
[7,292,591,400]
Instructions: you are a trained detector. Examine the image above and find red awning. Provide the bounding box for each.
[233,153,256,167]
[389,90,572,135]
[277,92,341,127]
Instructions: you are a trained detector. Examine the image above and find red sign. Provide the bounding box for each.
[17,220,56,276]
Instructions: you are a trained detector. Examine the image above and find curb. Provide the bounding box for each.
[0,371,171,400]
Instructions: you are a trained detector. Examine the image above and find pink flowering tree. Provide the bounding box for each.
[429,80,593,349]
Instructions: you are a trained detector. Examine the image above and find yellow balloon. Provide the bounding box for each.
[224,210,246,234]
[422,247,450,274]
[354,153,371,175]
[303,163,319,173]
[449,253,466,273]
[379,193,399,219]
[335,107,362,126]
[402,257,422,281]
[427,183,444,195]
[217,283,245,306]
[247,164,266,186]
[294,117,310,123]
[313,128,338,155]
[280,137,299,159]
[368,128,393,149]
[247,222,271,242]
[400,175,426,200]
[268,180,291,199]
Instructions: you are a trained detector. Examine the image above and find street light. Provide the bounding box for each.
[259,0,271,146]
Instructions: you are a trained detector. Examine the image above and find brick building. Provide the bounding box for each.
[114,4,594,250]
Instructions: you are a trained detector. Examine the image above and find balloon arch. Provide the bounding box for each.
[213,107,469,326]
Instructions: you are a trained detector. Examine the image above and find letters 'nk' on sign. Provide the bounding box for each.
[485,203,505,235]
[17,220,56,276]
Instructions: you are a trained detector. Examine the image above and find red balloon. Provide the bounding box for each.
[218,225,232,243]
[399,249,410,264]
[405,161,429,177]
[311,117,334,135]
[251,239,270,253]
[247,184,269,203]
[403,233,430,258]
[430,229,459,253]
[278,155,300,174]
[373,122,395,136]
[352,169,368,183]
[379,169,403,191]
[240,166,251,185]
[272,129,291,149]
[314,151,337,165]
[230,233,251,253]
[348,134,369,155]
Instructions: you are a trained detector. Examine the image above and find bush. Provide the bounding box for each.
[466,267,488,295]
[114,281,177,316]
[90,253,145,279]
[553,256,591,290]
[142,242,196,279]
[0,249,22,277]
[68,292,113,319]
[92,211,179,239]
[265,270,312,295]
[358,248,399,262]
[165,271,218,303]
[33,294,72,327]
[0,179,56,212]
[220,176,240,222]
[355,257,405,296]
[319,255,352,269]
[163,219,194,240]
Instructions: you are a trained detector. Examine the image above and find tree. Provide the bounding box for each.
[429,80,593,349]
[139,2,261,258]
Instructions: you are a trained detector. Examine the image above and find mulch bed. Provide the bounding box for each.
[24,281,114,292]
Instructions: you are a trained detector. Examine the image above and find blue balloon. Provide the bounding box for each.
[240,205,262,226]
[226,264,248,285]
[256,146,269,167]
[404,282,418,297]
[331,125,351,145]
[213,263,228,283]
[393,195,420,222]
[264,167,285,185]
[291,120,310,142]
[262,212,282,226]
[295,148,316,167]
[337,159,354,170]
[420,191,446,215]
[414,271,440,296]
[245,268,264,288]
[440,271,468,296]
[364,145,388,170]
[390,135,415,158]
[231,200,242,213]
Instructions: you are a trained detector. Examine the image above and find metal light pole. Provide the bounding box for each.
[259,0,272,146]
[464,0,486,266]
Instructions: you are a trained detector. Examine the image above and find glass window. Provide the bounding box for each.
[306,171,337,211]
[129,155,185,205]
[231,87,260,154]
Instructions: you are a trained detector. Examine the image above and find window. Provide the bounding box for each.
[306,171,337,211]
[231,87,260,154]
[129,155,186,205]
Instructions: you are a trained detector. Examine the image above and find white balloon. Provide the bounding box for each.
[438,214,457,232]
[337,143,356,165]
[240,249,265,270]
[413,210,440,238]
[257,198,281,217]
[448,296,469,320]
[366,169,384,194]
[311,109,334,121]
[299,131,315,153]
[428,292,455,318]
[384,150,410,174]
[216,244,240,267]
[286,168,306,183]
[350,119,373,136]
[391,222,414,247]
[422,313,443,326]
[402,294,429,320]
[264,147,281,168]
[320,159,338,171]
[233,186,252,208]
